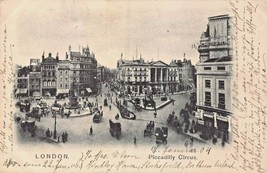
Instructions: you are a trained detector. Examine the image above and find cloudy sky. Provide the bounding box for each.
[0,0,230,68]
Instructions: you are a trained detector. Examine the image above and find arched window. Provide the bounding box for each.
[43,80,47,86]
[47,80,51,86]
[52,80,56,86]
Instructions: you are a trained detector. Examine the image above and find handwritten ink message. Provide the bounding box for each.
[230,0,267,172]
[2,147,238,173]
[0,25,14,155]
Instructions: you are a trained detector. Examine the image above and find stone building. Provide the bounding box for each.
[116,55,195,95]
[195,14,233,140]
[68,45,97,96]
[29,58,41,97]
[15,66,30,98]
[56,60,71,97]
[41,52,59,97]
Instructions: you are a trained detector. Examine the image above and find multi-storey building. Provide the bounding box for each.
[29,71,41,97]
[195,14,232,140]
[68,45,97,96]
[169,58,195,92]
[15,66,30,98]
[117,57,151,95]
[116,56,195,95]
[29,58,41,97]
[57,60,71,97]
[41,53,59,97]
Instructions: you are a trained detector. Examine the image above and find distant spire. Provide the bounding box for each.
[42,51,45,58]
[66,52,68,60]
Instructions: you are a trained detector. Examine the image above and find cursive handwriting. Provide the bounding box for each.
[230,0,267,172]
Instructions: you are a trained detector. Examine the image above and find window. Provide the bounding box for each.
[217,66,225,70]
[218,93,225,109]
[205,80,211,88]
[205,92,211,106]
[204,67,211,70]
[219,80,225,89]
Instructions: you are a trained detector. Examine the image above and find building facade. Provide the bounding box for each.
[57,60,71,97]
[41,53,59,97]
[29,71,41,97]
[15,66,30,98]
[116,56,195,95]
[29,58,41,97]
[195,14,233,140]
[68,45,97,96]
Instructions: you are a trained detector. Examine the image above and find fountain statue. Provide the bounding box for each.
[65,83,80,109]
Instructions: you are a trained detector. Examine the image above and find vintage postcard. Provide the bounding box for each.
[0,0,266,173]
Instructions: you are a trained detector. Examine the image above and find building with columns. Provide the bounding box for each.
[195,14,233,141]
[116,55,195,95]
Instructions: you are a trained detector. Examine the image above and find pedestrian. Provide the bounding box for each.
[50,131,52,138]
[62,133,65,143]
[90,126,93,135]
[154,112,157,118]
[134,136,137,145]
[190,137,194,147]
[46,128,50,138]
[65,132,68,142]
[58,136,60,143]
[185,140,188,149]
[172,99,174,105]
[109,105,111,110]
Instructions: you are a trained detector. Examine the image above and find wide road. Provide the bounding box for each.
[15,83,204,147]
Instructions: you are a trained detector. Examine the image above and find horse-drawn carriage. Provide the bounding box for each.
[51,102,62,116]
[39,102,49,116]
[155,127,168,144]
[167,113,181,133]
[21,119,36,137]
[18,100,31,112]
[25,106,42,121]
[144,121,155,137]
[93,111,103,123]
[109,119,121,139]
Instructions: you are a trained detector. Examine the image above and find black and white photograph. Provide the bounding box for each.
[0,0,266,173]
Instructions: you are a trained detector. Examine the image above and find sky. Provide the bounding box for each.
[0,0,231,68]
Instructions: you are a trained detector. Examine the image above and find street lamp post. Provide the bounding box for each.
[53,111,57,139]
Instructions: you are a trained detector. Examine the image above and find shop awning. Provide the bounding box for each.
[86,88,92,93]
[16,89,28,94]
[57,89,69,95]
[32,91,41,97]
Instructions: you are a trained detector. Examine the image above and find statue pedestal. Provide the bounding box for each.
[65,96,80,109]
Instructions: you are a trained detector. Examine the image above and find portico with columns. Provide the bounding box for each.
[149,61,170,94]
